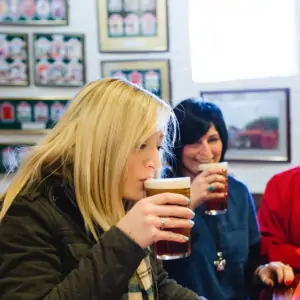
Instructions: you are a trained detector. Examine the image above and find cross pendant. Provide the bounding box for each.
[214,251,226,272]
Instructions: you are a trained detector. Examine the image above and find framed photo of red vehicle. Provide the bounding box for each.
[200,88,291,163]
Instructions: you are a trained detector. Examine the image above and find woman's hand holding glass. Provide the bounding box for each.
[117,193,195,249]
[190,167,226,210]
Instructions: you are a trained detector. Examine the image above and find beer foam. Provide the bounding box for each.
[144,177,190,189]
[198,162,228,171]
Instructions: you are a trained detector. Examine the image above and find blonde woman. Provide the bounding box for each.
[0,79,203,300]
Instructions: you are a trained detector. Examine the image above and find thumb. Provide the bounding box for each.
[258,267,274,287]
[259,270,274,287]
[262,276,274,287]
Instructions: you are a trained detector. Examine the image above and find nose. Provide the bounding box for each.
[196,140,213,158]
[145,148,162,171]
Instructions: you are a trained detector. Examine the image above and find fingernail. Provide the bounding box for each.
[190,210,195,217]
[188,220,195,226]
[183,236,189,241]
[285,280,293,286]
[185,197,190,204]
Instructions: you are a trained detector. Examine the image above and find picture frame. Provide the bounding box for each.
[0,97,70,134]
[33,33,86,87]
[200,88,291,163]
[0,0,68,26]
[101,59,171,104]
[97,0,169,53]
[0,142,34,174]
[0,32,29,86]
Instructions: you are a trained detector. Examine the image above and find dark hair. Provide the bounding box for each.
[166,98,228,176]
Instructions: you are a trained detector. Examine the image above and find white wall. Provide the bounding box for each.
[0,0,299,193]
[193,1,300,193]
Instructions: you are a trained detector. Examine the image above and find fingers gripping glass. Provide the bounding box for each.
[199,162,228,215]
[144,177,191,260]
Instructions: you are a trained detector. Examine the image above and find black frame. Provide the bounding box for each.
[0,97,70,134]
[0,0,69,26]
[33,32,86,87]
[0,32,30,87]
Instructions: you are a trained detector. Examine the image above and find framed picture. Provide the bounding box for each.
[0,33,29,86]
[0,0,68,25]
[0,97,69,134]
[33,33,86,87]
[97,0,169,53]
[200,88,291,163]
[101,59,171,104]
[0,143,34,174]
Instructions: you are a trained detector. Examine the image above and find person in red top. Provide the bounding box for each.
[258,167,300,271]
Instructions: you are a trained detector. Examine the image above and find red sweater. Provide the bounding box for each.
[258,167,300,270]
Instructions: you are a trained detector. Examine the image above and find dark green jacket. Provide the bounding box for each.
[0,178,204,300]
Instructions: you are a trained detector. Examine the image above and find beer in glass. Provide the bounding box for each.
[144,177,191,260]
[198,162,228,215]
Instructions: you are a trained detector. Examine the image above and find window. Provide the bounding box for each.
[189,0,297,82]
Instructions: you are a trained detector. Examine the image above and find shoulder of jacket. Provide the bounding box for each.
[228,175,249,192]
[269,166,300,184]
[8,187,62,233]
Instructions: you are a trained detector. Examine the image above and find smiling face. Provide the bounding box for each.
[122,131,164,201]
[181,124,223,176]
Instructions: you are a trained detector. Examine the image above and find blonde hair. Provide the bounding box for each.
[0,78,175,239]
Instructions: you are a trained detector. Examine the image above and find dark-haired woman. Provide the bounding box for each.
[162,98,294,300]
